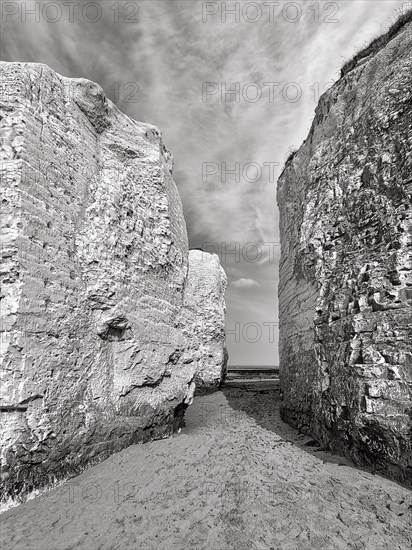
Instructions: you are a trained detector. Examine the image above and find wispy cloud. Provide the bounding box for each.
[231,278,260,290]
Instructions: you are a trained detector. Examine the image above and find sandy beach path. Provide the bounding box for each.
[1,383,411,550]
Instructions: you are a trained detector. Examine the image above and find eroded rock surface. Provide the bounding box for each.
[277,17,412,486]
[0,61,227,507]
[183,250,228,393]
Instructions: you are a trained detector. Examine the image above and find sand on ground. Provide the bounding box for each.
[1,383,411,550]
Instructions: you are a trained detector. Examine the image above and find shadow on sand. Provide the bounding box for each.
[220,383,366,472]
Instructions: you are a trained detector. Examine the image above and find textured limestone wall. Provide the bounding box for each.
[183,250,228,393]
[277,19,412,486]
[0,62,227,507]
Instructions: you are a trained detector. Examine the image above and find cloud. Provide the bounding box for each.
[231,278,260,290]
[0,0,404,366]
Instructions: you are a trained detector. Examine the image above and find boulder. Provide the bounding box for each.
[0,61,227,507]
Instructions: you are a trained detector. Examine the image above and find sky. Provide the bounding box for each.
[1,0,407,366]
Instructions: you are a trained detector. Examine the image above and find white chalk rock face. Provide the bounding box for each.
[277,18,412,488]
[0,62,227,507]
[183,250,228,393]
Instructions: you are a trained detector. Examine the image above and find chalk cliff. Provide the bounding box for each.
[183,250,228,393]
[277,15,412,486]
[0,61,227,507]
